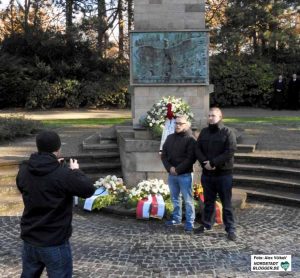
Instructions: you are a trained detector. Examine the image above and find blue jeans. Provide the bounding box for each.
[201,174,235,233]
[168,173,195,228]
[21,241,72,278]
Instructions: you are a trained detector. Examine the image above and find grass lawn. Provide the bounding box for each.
[41,116,300,128]
[224,116,300,124]
[41,117,131,128]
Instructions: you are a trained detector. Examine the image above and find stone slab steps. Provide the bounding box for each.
[235,154,300,168]
[0,161,19,171]
[0,173,17,187]
[236,188,300,207]
[0,195,23,216]
[233,175,300,194]
[65,152,120,163]
[0,184,19,195]
[234,163,300,180]
[236,144,256,153]
[82,143,119,152]
[80,162,122,173]
[236,133,258,153]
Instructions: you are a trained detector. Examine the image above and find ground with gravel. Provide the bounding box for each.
[0,201,299,277]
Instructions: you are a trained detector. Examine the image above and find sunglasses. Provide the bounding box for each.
[175,122,187,126]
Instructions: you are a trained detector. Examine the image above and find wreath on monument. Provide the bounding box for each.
[140,96,194,137]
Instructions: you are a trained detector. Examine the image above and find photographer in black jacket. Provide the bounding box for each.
[194,107,237,241]
[17,131,95,277]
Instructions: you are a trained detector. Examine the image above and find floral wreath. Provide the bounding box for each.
[140,96,194,130]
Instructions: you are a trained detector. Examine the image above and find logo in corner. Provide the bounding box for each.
[280,261,290,271]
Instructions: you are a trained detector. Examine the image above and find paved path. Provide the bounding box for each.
[1,201,299,277]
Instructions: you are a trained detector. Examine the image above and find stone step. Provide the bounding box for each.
[0,195,24,216]
[0,190,21,197]
[0,161,20,171]
[236,188,300,207]
[82,133,100,145]
[234,163,300,180]
[234,154,300,168]
[82,143,119,152]
[0,184,19,195]
[236,144,256,153]
[99,139,117,144]
[0,173,17,186]
[80,162,122,173]
[65,152,120,163]
[233,175,300,194]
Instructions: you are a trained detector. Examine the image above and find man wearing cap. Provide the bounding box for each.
[16,130,95,277]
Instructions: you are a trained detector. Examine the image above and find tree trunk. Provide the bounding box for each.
[118,0,124,59]
[24,0,31,35]
[97,0,107,58]
[9,0,16,35]
[252,31,258,55]
[32,0,41,31]
[127,0,133,31]
[65,0,73,42]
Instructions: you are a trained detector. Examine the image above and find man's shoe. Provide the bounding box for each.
[227,232,237,241]
[193,225,205,234]
[165,220,181,226]
[194,225,212,234]
[184,224,194,233]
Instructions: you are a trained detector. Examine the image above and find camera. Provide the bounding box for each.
[59,159,67,168]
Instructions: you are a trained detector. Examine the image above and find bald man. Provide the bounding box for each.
[195,107,237,241]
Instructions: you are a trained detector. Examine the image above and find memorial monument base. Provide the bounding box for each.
[131,85,213,128]
[116,126,201,186]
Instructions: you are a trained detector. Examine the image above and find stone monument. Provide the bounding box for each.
[131,0,212,127]
[117,0,212,186]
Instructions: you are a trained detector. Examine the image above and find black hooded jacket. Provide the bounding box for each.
[16,152,95,247]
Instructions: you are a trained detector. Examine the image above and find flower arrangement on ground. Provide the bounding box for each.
[126,179,170,208]
[92,175,127,210]
[86,176,175,219]
[193,183,203,200]
[94,175,126,194]
[140,96,194,137]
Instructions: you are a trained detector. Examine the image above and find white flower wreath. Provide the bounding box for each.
[141,96,194,130]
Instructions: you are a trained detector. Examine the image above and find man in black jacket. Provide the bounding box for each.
[17,131,95,277]
[194,107,237,241]
[161,115,196,232]
[287,73,300,110]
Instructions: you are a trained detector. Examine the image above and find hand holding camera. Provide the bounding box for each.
[69,158,79,170]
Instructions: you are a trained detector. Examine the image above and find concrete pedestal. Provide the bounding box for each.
[116,126,201,186]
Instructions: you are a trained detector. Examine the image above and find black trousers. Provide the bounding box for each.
[201,174,235,233]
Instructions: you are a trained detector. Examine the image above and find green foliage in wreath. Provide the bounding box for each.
[92,195,118,210]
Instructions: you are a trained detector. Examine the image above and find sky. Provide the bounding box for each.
[1,0,10,8]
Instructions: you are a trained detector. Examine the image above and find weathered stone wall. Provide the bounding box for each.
[134,0,205,31]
